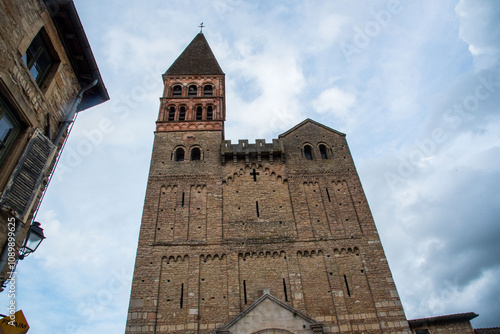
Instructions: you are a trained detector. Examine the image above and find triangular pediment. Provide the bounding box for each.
[278,119,345,138]
[216,291,322,334]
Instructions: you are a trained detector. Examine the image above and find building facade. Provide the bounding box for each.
[126,33,411,334]
[0,0,108,287]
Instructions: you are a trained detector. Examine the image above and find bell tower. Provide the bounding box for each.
[157,33,225,135]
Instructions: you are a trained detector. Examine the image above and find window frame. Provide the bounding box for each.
[188,85,197,97]
[0,94,22,167]
[319,144,328,159]
[174,147,185,162]
[190,147,201,161]
[206,105,213,120]
[195,106,203,120]
[203,85,213,97]
[303,144,313,160]
[172,85,182,97]
[179,106,186,121]
[22,28,59,87]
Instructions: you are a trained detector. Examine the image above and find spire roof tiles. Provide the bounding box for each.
[165,33,224,76]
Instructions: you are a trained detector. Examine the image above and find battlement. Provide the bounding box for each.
[221,139,285,164]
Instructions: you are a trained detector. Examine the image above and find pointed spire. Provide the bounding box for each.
[165,33,224,76]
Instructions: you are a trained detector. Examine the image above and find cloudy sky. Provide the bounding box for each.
[3,0,500,332]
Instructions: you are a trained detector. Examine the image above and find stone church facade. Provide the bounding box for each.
[125,32,411,334]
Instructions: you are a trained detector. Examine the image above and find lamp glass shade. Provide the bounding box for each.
[22,222,45,255]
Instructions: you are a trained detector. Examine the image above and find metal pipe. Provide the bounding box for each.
[53,78,98,145]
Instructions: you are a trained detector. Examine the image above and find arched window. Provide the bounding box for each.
[304,145,313,160]
[168,107,175,121]
[206,106,213,120]
[203,85,213,97]
[191,147,201,161]
[319,144,328,159]
[172,85,182,97]
[179,106,186,120]
[196,106,203,120]
[175,147,185,161]
[188,85,197,97]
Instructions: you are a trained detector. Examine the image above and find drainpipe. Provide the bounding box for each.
[53,78,98,145]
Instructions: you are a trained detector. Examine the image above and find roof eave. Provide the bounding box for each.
[43,0,109,111]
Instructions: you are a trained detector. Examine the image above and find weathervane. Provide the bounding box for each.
[199,22,205,33]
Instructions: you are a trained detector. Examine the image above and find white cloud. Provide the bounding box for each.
[312,86,356,118]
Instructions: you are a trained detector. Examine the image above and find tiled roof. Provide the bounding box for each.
[165,33,224,75]
[408,312,479,327]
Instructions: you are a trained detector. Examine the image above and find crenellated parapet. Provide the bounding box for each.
[221,138,285,165]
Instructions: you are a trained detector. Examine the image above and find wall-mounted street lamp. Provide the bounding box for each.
[19,222,45,260]
[0,220,46,291]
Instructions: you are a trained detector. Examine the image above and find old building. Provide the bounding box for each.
[125,32,411,334]
[0,0,108,287]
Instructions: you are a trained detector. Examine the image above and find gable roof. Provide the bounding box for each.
[165,33,224,76]
[217,290,320,332]
[278,119,345,138]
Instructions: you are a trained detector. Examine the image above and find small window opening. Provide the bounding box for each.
[181,192,185,207]
[203,85,213,96]
[168,107,175,121]
[179,106,186,121]
[173,85,182,97]
[196,106,203,120]
[175,148,185,161]
[207,106,213,120]
[344,275,351,297]
[243,280,248,304]
[191,147,201,161]
[22,28,58,86]
[283,278,288,302]
[326,188,331,202]
[256,201,260,217]
[188,85,197,97]
[180,283,184,308]
[304,145,313,160]
[319,144,328,159]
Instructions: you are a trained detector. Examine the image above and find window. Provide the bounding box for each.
[196,106,203,120]
[203,85,213,97]
[304,145,313,160]
[22,28,57,87]
[172,85,182,97]
[168,107,175,121]
[206,106,213,120]
[191,147,201,161]
[175,148,185,161]
[0,95,21,165]
[179,106,186,121]
[188,85,197,97]
[319,144,328,159]
[415,330,429,334]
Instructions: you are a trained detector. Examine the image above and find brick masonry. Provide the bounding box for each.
[125,36,411,333]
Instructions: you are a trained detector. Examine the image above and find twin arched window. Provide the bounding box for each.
[173,147,202,162]
[303,143,331,160]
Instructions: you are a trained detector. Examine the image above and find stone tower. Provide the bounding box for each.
[126,33,411,334]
